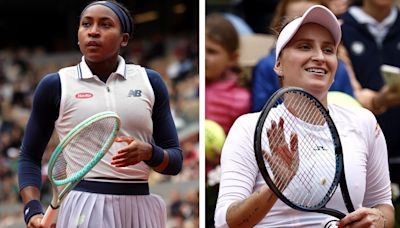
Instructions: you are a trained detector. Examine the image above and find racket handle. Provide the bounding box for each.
[41,206,58,227]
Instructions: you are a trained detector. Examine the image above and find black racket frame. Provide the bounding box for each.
[254,87,354,219]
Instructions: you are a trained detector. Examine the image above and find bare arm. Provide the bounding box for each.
[20,186,41,204]
[338,204,394,228]
[226,185,278,228]
[111,137,179,174]
[375,204,394,228]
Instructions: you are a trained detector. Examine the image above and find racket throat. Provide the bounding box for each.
[316,208,346,219]
[50,203,60,210]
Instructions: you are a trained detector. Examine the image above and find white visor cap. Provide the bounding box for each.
[275,5,342,61]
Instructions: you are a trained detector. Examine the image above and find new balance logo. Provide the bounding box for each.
[128,89,142,97]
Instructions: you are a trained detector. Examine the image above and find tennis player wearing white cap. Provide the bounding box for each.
[214,5,394,228]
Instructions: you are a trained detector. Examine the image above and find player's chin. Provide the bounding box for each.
[83,52,107,63]
[306,81,329,92]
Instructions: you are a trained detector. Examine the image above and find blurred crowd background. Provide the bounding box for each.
[0,1,199,227]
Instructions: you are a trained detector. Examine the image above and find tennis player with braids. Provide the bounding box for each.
[214,5,393,228]
[18,1,182,227]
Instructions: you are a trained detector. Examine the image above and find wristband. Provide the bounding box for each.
[24,200,44,224]
[144,143,164,167]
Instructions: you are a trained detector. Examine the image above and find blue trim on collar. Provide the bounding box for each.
[77,63,82,79]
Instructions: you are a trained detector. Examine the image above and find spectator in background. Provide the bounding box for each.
[326,0,349,17]
[205,13,251,228]
[223,13,254,35]
[205,13,251,136]
[235,0,280,34]
[340,0,400,184]
[251,0,354,112]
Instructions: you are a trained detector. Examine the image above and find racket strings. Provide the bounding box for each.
[292,136,335,207]
[265,93,321,190]
[52,117,117,190]
[262,91,337,209]
[264,95,298,191]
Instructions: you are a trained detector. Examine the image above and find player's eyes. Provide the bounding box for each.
[323,47,335,54]
[297,43,311,50]
[101,22,112,28]
[81,22,91,27]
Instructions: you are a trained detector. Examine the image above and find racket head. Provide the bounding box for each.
[254,87,350,217]
[47,111,120,206]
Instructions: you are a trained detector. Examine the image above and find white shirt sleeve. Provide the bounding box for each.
[214,113,260,227]
[362,111,393,208]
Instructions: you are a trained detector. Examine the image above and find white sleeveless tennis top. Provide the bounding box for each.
[55,56,154,181]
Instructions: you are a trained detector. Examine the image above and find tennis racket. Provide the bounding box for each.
[254,87,354,220]
[41,111,121,227]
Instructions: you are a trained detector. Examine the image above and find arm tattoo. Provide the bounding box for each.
[230,189,263,226]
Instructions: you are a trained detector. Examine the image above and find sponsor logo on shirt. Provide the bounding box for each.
[75,92,94,99]
[128,89,142,97]
[313,145,327,151]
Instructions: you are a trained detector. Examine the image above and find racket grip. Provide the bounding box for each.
[41,206,58,228]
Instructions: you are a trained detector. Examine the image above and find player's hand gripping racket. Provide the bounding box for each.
[254,87,354,221]
[41,111,121,227]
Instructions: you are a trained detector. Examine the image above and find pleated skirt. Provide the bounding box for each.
[56,190,166,228]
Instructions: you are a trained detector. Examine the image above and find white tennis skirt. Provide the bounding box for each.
[56,190,166,228]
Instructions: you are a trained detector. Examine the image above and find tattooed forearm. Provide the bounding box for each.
[227,189,271,228]
[238,190,262,226]
[227,201,256,228]
[238,206,260,226]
